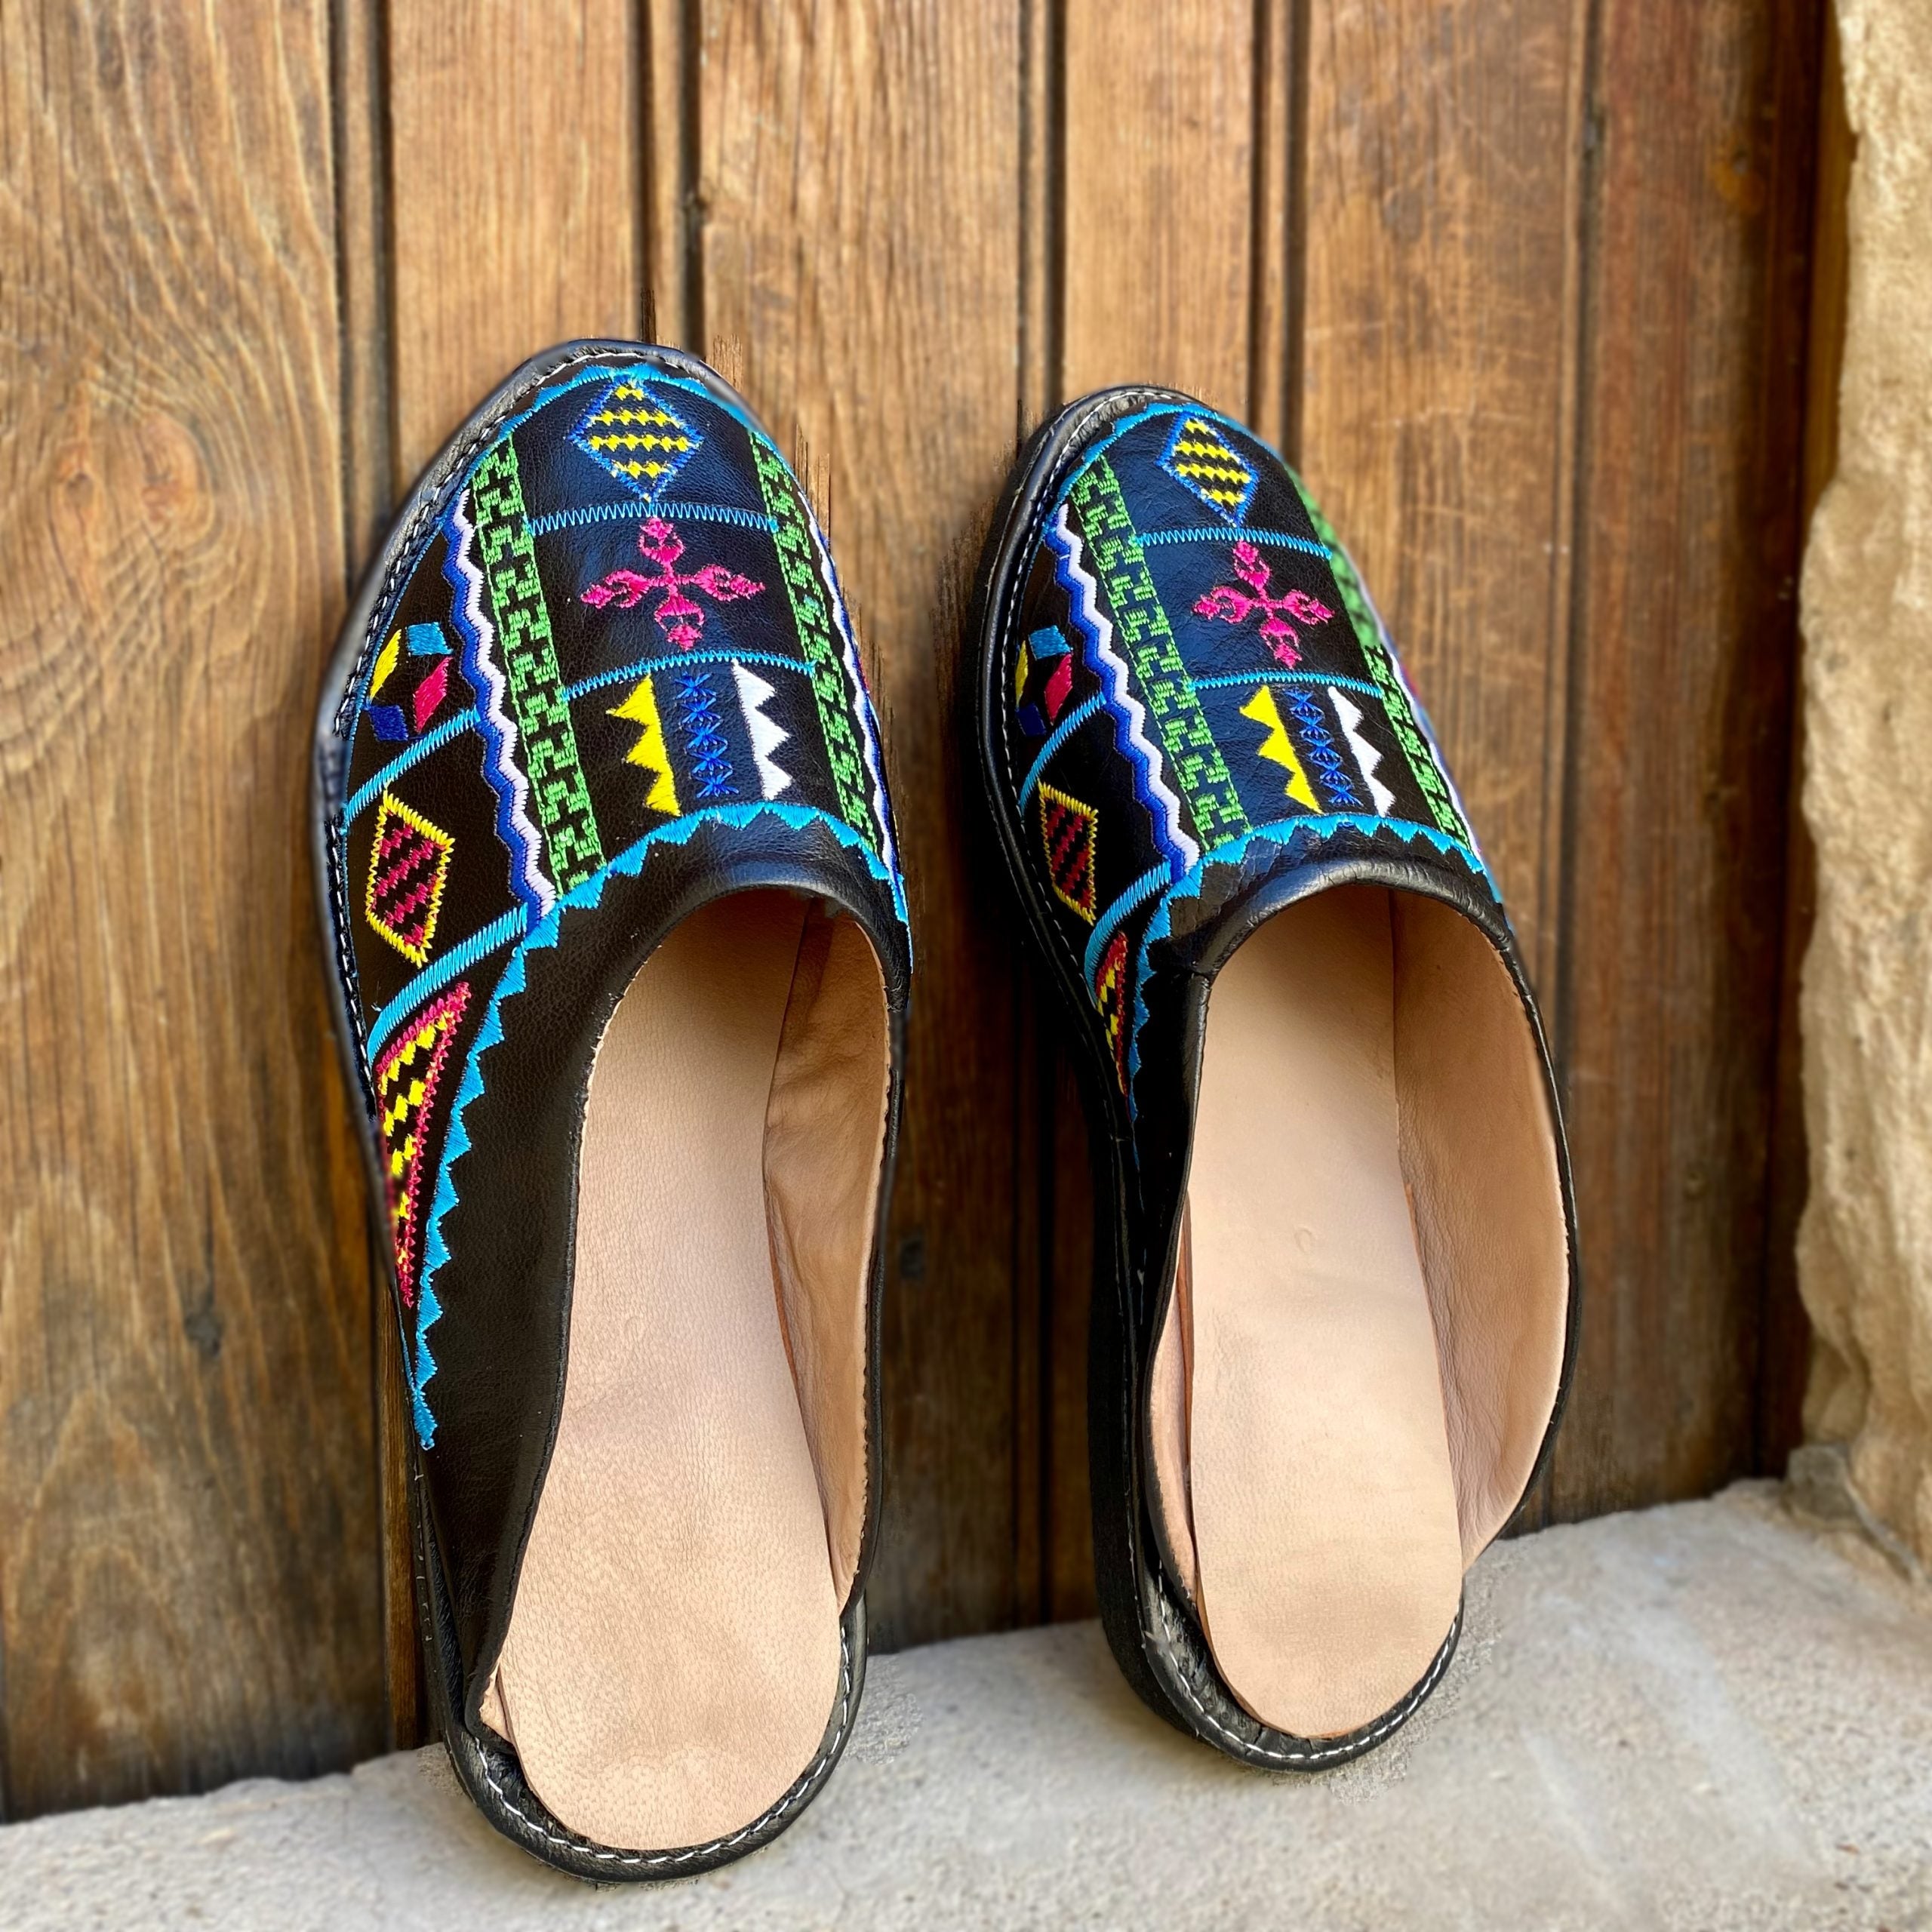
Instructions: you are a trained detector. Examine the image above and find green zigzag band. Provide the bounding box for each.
[1069,457,1251,850]
[1293,482,1468,844]
[469,437,606,892]
[749,439,878,848]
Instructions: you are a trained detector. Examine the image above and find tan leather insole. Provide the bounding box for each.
[481,895,842,1851]
[1180,888,1464,1739]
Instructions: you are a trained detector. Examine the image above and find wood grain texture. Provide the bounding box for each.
[1060,0,1257,406]
[1549,0,1821,1517]
[0,0,1829,1814]
[1299,0,1588,989]
[0,0,383,1814]
[690,0,1030,1647]
[386,0,644,478]
[331,0,423,1755]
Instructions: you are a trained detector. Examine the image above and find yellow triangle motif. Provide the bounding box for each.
[608,675,681,817]
[1241,685,1320,811]
[370,629,401,697]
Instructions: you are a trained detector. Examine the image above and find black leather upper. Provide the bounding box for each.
[316,343,911,1724]
[972,386,1579,1768]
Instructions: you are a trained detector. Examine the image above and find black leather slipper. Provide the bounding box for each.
[970,387,1577,1768]
[313,341,910,1877]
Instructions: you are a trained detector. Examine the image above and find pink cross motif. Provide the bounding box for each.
[580,518,764,650]
[1192,542,1334,669]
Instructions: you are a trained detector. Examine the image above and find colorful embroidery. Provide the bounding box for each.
[607,675,681,816]
[1331,687,1395,815]
[1240,685,1320,811]
[370,631,401,697]
[1067,461,1251,851]
[469,438,606,892]
[1039,782,1100,924]
[366,792,454,965]
[374,983,469,1307]
[331,363,912,1451]
[408,798,903,1446]
[750,437,879,845]
[571,380,700,500]
[444,491,553,918]
[411,657,449,734]
[1016,624,1074,737]
[1192,543,1334,669]
[733,663,794,798]
[1094,929,1131,1094]
[1294,491,1469,842]
[368,638,451,745]
[670,669,735,800]
[1044,503,1198,877]
[820,525,902,898]
[1280,686,1361,810]
[1160,414,1257,522]
[580,517,764,651]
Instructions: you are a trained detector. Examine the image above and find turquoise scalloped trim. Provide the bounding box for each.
[408,799,897,1445]
[1122,814,1492,1124]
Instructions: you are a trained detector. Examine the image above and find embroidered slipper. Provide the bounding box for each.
[971,388,1576,1767]
[312,342,910,1877]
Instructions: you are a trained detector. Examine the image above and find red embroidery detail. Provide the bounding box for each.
[411,656,449,733]
[1041,653,1074,724]
[580,518,765,650]
[373,983,470,1307]
[1038,782,1100,923]
[1192,543,1333,669]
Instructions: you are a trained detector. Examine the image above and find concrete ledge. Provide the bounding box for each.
[5,1486,1930,1929]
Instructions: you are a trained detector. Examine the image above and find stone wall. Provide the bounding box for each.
[1798,0,1932,1565]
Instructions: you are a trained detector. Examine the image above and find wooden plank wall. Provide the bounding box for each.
[0,0,1825,1813]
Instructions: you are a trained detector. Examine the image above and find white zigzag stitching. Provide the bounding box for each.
[1328,686,1397,816]
[443,491,555,916]
[1044,503,1200,875]
[732,662,794,798]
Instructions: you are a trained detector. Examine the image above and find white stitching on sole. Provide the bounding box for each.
[1151,1588,1457,1767]
[475,1624,856,1871]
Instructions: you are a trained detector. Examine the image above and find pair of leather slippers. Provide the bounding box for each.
[314,343,1577,1881]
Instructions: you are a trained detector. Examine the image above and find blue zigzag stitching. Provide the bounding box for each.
[1043,500,1200,880]
[1280,686,1362,811]
[671,669,735,799]
[442,491,555,918]
[408,800,898,1445]
[1119,814,1491,1127]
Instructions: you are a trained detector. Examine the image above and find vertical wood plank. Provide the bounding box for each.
[0,0,384,1813]
[1060,2,1257,406]
[386,0,644,478]
[1551,0,1822,1516]
[641,0,692,349]
[1299,0,1589,989]
[1248,0,1301,450]
[332,0,422,1754]
[692,0,1029,1646]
